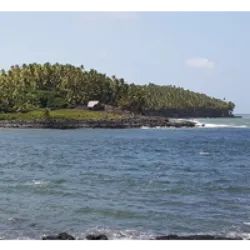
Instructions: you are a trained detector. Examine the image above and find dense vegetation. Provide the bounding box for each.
[0,63,235,116]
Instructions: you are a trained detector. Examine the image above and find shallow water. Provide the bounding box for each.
[0,118,250,239]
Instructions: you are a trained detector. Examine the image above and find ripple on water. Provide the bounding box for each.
[0,128,250,238]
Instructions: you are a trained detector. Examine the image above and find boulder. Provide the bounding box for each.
[155,234,243,240]
[86,234,108,240]
[42,232,75,240]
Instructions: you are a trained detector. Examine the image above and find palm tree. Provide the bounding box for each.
[0,62,235,115]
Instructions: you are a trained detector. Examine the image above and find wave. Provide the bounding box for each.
[141,124,248,129]
[225,231,250,240]
[141,119,248,130]
[24,179,66,187]
[141,126,176,130]
[199,151,210,156]
[189,119,248,129]
[25,180,50,186]
[78,227,154,240]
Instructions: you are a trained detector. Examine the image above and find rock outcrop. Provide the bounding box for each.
[0,117,196,129]
[42,232,75,240]
[143,108,235,118]
[86,234,108,240]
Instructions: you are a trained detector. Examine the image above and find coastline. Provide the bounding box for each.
[0,233,246,248]
[20,233,244,248]
[0,117,196,129]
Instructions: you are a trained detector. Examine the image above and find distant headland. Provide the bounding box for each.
[0,63,236,129]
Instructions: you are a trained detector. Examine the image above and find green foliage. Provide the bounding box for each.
[0,110,46,120]
[49,109,122,120]
[0,109,122,121]
[35,90,68,109]
[0,63,235,114]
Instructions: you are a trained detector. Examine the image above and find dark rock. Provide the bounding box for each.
[0,117,196,129]
[58,233,75,240]
[42,232,75,240]
[153,235,242,248]
[96,234,108,241]
[143,108,235,118]
[86,234,108,241]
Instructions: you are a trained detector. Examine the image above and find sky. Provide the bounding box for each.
[0,12,249,113]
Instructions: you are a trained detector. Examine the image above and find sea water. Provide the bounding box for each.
[0,116,250,239]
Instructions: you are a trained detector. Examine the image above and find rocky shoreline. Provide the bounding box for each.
[0,117,197,129]
[18,233,244,248]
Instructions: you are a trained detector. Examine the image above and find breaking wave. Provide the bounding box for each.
[191,119,248,129]
[140,117,249,130]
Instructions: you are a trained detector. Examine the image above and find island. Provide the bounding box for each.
[0,63,236,129]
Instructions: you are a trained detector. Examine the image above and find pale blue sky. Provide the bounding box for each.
[0,12,249,113]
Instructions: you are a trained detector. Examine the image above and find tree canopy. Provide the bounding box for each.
[0,63,235,115]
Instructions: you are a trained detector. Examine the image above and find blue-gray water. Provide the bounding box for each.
[1,117,250,239]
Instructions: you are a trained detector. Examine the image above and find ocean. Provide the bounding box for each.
[0,116,250,239]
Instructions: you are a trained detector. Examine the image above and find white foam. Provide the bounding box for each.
[189,119,248,129]
[141,126,150,129]
[25,180,49,186]
[76,227,154,240]
[203,123,247,129]
[226,231,250,240]
[140,126,175,130]
[199,152,210,156]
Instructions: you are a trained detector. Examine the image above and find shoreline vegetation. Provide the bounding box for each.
[0,63,237,128]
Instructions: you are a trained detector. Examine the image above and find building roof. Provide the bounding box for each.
[87,100,100,108]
